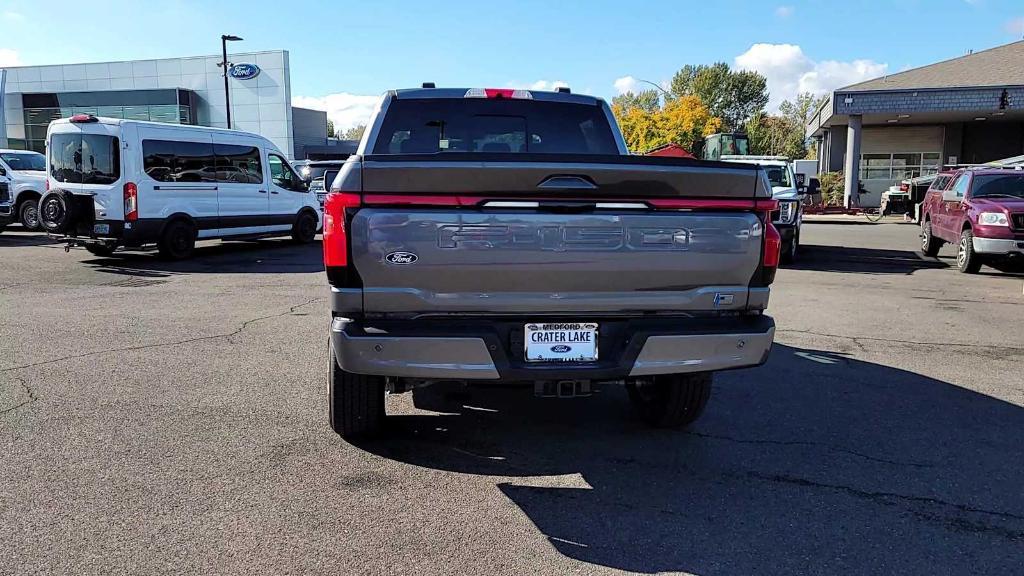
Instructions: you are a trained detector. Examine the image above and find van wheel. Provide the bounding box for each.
[957,229,982,274]
[20,198,41,231]
[291,211,318,243]
[158,220,196,260]
[85,243,117,257]
[627,372,712,428]
[921,219,942,257]
[329,343,386,438]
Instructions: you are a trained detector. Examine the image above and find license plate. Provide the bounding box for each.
[93,223,110,235]
[525,322,598,362]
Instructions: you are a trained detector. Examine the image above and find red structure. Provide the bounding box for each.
[645,143,696,159]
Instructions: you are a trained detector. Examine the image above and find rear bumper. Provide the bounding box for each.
[330,314,775,381]
[973,236,1024,256]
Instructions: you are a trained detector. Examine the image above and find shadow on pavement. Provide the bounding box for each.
[353,345,1024,574]
[793,244,947,275]
[82,238,324,276]
[0,228,59,246]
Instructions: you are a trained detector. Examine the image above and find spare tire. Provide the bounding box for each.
[38,190,76,234]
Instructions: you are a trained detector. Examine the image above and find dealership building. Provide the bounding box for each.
[807,40,1024,206]
[0,50,337,160]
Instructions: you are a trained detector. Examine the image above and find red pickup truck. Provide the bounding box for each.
[919,168,1024,273]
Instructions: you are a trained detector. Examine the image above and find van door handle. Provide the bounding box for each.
[258,190,267,194]
[270,190,279,194]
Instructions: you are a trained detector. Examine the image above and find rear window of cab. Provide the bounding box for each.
[372,99,618,155]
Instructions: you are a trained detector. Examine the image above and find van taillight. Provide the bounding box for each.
[323,192,361,284]
[123,182,138,221]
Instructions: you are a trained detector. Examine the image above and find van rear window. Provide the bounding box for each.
[372,99,619,155]
[50,133,120,185]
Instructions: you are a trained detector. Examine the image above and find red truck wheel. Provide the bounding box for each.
[920,220,942,257]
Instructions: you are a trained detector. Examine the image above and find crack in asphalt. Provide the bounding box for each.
[685,431,935,468]
[0,377,38,416]
[745,471,1024,541]
[0,297,325,374]
[778,328,1024,353]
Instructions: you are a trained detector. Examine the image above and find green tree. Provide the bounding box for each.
[745,112,806,159]
[342,124,366,141]
[669,63,768,130]
[326,119,336,138]
[611,89,661,114]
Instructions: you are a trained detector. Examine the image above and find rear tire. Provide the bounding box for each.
[19,198,40,231]
[158,220,196,260]
[627,372,712,428]
[920,219,942,257]
[957,229,982,274]
[329,343,386,438]
[291,211,318,243]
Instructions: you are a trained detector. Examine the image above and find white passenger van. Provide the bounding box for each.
[40,114,321,259]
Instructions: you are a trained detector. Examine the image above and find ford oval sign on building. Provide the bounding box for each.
[228,63,261,80]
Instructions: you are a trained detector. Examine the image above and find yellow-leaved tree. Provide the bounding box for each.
[613,95,721,154]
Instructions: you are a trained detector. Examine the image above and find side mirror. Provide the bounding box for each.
[942,188,962,202]
[797,184,808,195]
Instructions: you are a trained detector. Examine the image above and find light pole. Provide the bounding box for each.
[221,34,243,129]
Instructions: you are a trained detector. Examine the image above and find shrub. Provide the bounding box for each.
[818,171,845,206]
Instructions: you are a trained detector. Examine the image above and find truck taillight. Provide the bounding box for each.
[123,182,138,221]
[323,192,361,270]
[761,222,782,285]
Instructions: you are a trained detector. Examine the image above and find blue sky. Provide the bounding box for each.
[2,0,1022,129]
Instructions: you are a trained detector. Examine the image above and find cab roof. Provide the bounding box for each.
[391,87,605,106]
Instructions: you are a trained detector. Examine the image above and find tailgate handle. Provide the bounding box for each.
[537,175,597,190]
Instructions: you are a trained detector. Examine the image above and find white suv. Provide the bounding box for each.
[0,149,47,230]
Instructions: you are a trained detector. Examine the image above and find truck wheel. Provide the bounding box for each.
[329,343,386,438]
[20,198,40,231]
[291,211,317,243]
[920,219,942,257]
[627,372,712,428]
[780,233,798,264]
[957,229,982,274]
[158,220,196,260]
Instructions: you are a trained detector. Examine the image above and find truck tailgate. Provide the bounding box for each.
[351,208,763,316]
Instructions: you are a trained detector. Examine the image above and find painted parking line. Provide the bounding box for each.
[794,351,838,364]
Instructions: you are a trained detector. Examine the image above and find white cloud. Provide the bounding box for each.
[292,92,380,133]
[734,43,887,109]
[775,5,794,18]
[613,75,640,95]
[1005,16,1024,37]
[526,80,569,91]
[1,11,24,22]
[0,48,22,67]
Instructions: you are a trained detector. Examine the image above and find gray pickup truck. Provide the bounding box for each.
[323,87,781,438]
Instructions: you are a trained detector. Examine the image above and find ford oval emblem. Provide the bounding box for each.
[385,251,418,265]
[550,345,572,354]
[228,63,261,80]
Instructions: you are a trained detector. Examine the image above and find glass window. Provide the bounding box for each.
[49,133,120,185]
[142,139,216,183]
[372,99,619,155]
[268,154,303,191]
[971,174,1024,199]
[0,151,46,171]
[765,166,793,188]
[950,175,970,198]
[214,144,263,184]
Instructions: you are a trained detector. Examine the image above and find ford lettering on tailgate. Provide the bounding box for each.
[438,224,690,251]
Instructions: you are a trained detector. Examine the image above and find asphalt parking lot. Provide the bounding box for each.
[1,219,1022,575]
